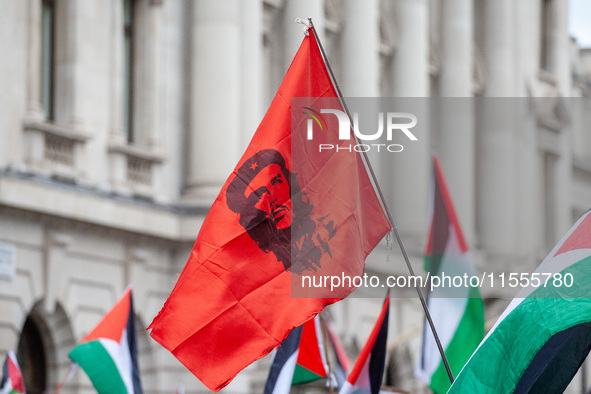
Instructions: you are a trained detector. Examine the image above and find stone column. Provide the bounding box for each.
[389,0,430,247]
[340,0,383,185]
[392,0,429,97]
[239,0,263,150]
[480,1,516,97]
[438,0,475,244]
[476,0,518,255]
[439,0,473,96]
[184,0,241,205]
[515,0,540,93]
[341,0,380,96]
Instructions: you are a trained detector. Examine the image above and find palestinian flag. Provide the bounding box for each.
[415,154,484,393]
[0,351,25,394]
[449,208,591,393]
[325,318,351,387]
[264,315,329,393]
[339,295,389,394]
[69,287,143,394]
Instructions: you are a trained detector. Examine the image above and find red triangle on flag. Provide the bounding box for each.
[295,317,327,378]
[5,352,25,393]
[554,212,591,257]
[82,287,131,343]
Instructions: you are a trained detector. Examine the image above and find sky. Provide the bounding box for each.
[569,0,591,48]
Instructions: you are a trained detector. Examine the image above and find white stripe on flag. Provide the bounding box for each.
[100,328,133,394]
[416,226,471,380]
[270,350,299,394]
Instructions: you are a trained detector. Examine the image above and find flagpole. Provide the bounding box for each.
[319,315,335,394]
[306,18,455,385]
[53,363,77,394]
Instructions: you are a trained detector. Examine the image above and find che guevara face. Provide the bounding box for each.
[226,149,331,273]
[226,150,295,270]
[245,163,293,230]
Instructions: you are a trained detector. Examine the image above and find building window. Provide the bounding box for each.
[17,316,47,394]
[23,0,90,181]
[41,0,56,121]
[540,0,552,72]
[108,0,165,196]
[123,0,135,143]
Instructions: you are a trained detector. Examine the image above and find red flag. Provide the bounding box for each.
[148,29,391,391]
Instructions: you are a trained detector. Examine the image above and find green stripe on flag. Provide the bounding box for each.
[292,364,323,385]
[430,287,484,394]
[449,255,591,393]
[69,340,128,394]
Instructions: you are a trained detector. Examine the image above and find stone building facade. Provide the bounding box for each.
[1,0,590,393]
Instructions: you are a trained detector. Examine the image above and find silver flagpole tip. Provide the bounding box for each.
[294,18,311,35]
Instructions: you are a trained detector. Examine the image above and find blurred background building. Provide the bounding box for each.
[1,0,591,393]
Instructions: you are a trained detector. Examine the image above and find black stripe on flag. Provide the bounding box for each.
[263,325,304,394]
[514,322,591,394]
[369,305,389,394]
[0,354,8,390]
[127,292,144,394]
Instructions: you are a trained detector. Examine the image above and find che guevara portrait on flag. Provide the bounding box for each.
[148,30,391,392]
[226,148,336,274]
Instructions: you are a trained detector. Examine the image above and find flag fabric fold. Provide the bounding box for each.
[448,208,591,393]
[339,295,389,394]
[69,287,143,394]
[415,154,484,393]
[148,28,391,391]
[264,315,329,394]
[0,351,25,394]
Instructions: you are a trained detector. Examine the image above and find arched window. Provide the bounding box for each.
[17,315,47,394]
